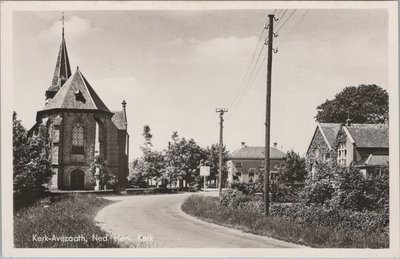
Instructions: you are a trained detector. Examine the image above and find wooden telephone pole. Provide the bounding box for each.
[264,14,276,216]
[216,108,227,198]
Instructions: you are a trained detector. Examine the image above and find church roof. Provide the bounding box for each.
[42,67,111,113]
[111,111,127,130]
[46,36,72,96]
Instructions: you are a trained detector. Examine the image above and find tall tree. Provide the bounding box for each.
[13,112,53,207]
[315,84,388,123]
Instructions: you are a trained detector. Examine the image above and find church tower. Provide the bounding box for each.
[45,14,72,100]
[32,14,129,191]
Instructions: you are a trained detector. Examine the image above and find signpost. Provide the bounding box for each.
[200,166,210,192]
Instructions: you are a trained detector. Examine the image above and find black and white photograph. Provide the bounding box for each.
[1,1,399,258]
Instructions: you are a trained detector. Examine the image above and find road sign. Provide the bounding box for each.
[200,166,210,176]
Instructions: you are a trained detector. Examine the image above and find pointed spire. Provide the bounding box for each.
[45,13,72,100]
[62,12,65,37]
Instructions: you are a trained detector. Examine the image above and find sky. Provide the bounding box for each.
[12,9,388,159]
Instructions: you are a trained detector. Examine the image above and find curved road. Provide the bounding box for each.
[95,192,303,248]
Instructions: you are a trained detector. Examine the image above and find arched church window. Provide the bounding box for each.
[72,123,84,154]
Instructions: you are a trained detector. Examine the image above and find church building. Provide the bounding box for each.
[29,22,129,190]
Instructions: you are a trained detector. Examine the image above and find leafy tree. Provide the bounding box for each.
[142,125,153,148]
[300,161,337,206]
[202,144,229,186]
[134,125,165,185]
[315,84,388,123]
[89,155,118,189]
[277,150,307,185]
[165,132,205,187]
[128,159,146,186]
[13,112,53,208]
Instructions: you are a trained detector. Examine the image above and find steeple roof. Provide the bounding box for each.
[42,67,111,114]
[45,36,72,99]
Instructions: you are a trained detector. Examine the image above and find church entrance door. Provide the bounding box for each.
[70,170,85,190]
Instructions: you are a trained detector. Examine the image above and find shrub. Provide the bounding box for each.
[301,163,389,212]
[270,203,388,232]
[182,195,388,248]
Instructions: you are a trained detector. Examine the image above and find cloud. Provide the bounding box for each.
[38,16,97,41]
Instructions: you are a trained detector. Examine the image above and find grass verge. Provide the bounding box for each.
[181,195,389,248]
[14,194,155,248]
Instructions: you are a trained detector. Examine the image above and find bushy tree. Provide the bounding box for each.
[315,84,388,123]
[89,155,118,189]
[13,112,53,208]
[301,161,389,211]
[300,161,337,206]
[277,150,307,185]
[202,144,229,186]
[165,132,205,187]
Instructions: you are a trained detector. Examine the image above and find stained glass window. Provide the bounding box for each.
[72,123,84,154]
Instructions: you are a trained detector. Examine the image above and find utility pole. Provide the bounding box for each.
[264,14,276,216]
[216,108,227,198]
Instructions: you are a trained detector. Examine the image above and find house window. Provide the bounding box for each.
[322,153,330,161]
[235,162,242,167]
[337,142,347,166]
[72,123,84,154]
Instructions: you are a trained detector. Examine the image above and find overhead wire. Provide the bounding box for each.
[228,9,299,119]
[227,11,276,111]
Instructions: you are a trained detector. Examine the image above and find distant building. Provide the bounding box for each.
[227,142,286,184]
[29,24,129,190]
[306,121,388,177]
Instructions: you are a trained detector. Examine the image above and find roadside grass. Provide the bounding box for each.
[14,194,155,248]
[181,195,389,248]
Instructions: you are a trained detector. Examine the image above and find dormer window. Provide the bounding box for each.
[74,90,86,103]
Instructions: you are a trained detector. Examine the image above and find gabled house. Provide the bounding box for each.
[306,123,341,165]
[335,122,388,176]
[227,142,286,184]
[306,121,388,177]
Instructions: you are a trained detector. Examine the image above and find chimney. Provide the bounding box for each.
[346,118,351,127]
[273,142,277,148]
[241,142,246,148]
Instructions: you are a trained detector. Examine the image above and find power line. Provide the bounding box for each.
[279,10,309,43]
[275,9,297,34]
[228,12,274,111]
[274,9,287,30]
[228,46,267,118]
[228,27,266,110]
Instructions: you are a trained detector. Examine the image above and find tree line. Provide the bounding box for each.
[129,126,229,188]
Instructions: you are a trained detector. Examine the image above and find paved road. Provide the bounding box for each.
[95,192,303,248]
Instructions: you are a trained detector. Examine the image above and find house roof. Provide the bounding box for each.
[229,146,286,160]
[346,124,388,148]
[41,68,111,113]
[318,123,341,149]
[46,36,72,96]
[306,123,341,154]
[355,154,389,167]
[111,110,127,130]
